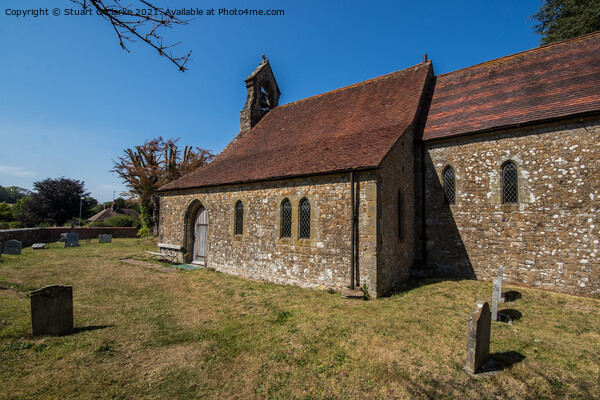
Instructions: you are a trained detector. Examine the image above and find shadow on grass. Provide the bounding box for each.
[499,308,522,321]
[390,277,472,296]
[504,290,522,302]
[490,351,526,370]
[73,325,114,334]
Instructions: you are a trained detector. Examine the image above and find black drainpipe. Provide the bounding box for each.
[420,145,427,269]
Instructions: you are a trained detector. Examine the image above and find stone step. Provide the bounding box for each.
[341,287,364,299]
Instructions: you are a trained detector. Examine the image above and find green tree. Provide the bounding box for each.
[0,202,12,222]
[532,0,600,44]
[112,137,214,235]
[0,185,31,203]
[16,178,97,227]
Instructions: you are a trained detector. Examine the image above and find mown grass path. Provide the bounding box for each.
[1,239,599,399]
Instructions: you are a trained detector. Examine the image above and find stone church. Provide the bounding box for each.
[158,32,600,298]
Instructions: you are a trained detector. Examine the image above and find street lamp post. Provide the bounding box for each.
[78,197,83,227]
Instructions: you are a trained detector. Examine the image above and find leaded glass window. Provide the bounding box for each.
[280,198,292,238]
[234,201,243,235]
[502,161,518,204]
[299,198,311,239]
[443,166,456,205]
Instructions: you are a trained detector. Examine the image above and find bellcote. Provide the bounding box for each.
[240,55,281,132]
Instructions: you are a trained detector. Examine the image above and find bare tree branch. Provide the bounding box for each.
[72,0,192,71]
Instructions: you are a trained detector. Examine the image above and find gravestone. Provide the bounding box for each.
[30,285,73,336]
[497,265,505,303]
[0,241,2,258]
[491,278,500,322]
[32,243,47,250]
[60,233,68,242]
[98,234,112,243]
[64,233,80,247]
[465,301,491,374]
[3,239,22,255]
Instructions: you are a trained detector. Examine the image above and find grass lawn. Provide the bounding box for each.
[0,238,599,399]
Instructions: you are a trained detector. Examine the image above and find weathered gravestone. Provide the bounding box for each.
[98,234,112,243]
[64,233,80,247]
[30,285,73,336]
[497,265,504,303]
[32,243,47,250]
[60,233,68,242]
[0,242,2,257]
[492,278,501,322]
[465,301,491,375]
[3,239,22,255]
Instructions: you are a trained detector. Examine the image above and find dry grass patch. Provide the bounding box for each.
[1,239,599,399]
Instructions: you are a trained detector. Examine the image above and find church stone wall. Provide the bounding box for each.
[159,173,380,295]
[424,116,600,296]
[377,128,417,296]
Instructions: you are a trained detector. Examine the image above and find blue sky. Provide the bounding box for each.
[0,0,542,202]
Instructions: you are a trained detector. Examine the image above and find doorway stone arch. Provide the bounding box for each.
[183,200,208,265]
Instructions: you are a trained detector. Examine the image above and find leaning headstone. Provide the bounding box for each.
[491,278,500,322]
[465,301,491,375]
[497,265,505,303]
[64,233,80,248]
[32,243,48,250]
[30,285,74,336]
[3,240,22,255]
[98,234,112,243]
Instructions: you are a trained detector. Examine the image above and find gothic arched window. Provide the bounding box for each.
[502,161,518,204]
[443,166,456,205]
[299,198,311,239]
[234,201,244,235]
[280,198,292,238]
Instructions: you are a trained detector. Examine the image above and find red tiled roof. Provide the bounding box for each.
[422,31,600,141]
[87,208,140,222]
[160,62,432,191]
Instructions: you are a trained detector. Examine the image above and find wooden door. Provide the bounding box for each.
[193,206,208,264]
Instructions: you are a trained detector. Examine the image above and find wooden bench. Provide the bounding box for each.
[143,243,183,264]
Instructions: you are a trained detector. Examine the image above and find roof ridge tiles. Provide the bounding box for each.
[276,61,431,110]
[436,30,600,79]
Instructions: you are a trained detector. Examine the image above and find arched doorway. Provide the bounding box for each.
[192,206,208,265]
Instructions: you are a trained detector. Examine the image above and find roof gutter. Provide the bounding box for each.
[158,166,379,194]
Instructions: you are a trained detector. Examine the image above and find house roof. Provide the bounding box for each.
[87,208,140,222]
[160,62,432,191]
[422,31,600,141]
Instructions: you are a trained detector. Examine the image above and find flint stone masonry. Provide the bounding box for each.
[159,172,397,296]
[30,285,74,336]
[424,117,600,297]
[465,301,491,374]
[98,234,112,243]
[3,239,22,255]
[64,233,80,247]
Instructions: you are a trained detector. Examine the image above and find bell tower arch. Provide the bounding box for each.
[240,55,281,132]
